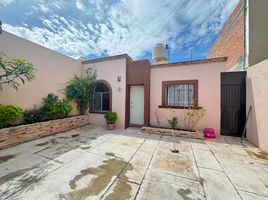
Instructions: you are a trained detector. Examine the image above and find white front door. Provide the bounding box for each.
[130,86,144,125]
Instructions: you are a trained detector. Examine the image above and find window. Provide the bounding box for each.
[161,80,198,108]
[92,82,111,112]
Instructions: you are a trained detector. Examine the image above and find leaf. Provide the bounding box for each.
[0,54,35,91]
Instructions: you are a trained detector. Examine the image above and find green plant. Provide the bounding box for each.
[23,107,44,123]
[104,112,118,124]
[168,117,178,130]
[0,104,23,128]
[41,93,72,120]
[65,69,96,114]
[181,108,206,131]
[0,52,35,91]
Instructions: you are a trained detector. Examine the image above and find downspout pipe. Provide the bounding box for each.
[243,0,248,70]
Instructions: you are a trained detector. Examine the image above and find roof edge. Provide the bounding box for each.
[82,54,132,64]
[2,31,80,62]
[151,57,228,68]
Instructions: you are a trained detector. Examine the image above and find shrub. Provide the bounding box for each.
[0,104,23,128]
[41,93,72,120]
[168,117,178,130]
[65,69,96,114]
[180,108,206,131]
[22,94,72,124]
[23,107,44,123]
[104,112,118,124]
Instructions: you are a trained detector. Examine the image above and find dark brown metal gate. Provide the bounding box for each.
[221,71,246,137]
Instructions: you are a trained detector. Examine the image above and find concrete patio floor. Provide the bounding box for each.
[0,126,268,200]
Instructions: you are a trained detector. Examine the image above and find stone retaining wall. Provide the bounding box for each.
[0,115,90,149]
[142,126,204,140]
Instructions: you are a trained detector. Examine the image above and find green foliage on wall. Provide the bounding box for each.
[23,107,43,124]
[41,93,72,119]
[65,69,96,115]
[23,93,72,124]
[0,104,23,128]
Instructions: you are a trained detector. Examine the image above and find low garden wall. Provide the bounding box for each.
[0,115,90,149]
[142,126,204,140]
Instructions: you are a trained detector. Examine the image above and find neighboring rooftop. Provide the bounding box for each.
[151,57,227,68]
[81,54,133,64]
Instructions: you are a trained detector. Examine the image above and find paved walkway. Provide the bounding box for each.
[0,125,268,200]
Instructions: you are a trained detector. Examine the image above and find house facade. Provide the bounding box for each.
[0,31,226,134]
[83,53,226,133]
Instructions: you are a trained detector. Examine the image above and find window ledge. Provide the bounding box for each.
[158,105,202,109]
[89,111,109,114]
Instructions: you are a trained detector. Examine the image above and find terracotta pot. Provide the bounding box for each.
[107,123,114,130]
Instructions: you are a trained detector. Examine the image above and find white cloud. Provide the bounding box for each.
[0,0,14,7]
[52,0,63,9]
[3,16,97,59]
[32,0,64,12]
[76,0,86,11]
[2,0,239,59]
[32,1,51,13]
[39,4,50,12]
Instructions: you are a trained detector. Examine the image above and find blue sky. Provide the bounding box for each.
[0,0,239,62]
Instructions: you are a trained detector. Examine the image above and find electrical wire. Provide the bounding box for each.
[127,1,182,55]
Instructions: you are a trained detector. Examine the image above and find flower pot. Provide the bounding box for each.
[107,123,115,130]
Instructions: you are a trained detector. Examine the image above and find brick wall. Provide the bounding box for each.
[0,115,90,149]
[208,0,245,69]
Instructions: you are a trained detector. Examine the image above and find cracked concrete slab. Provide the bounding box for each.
[200,167,241,200]
[136,179,205,200]
[238,190,268,200]
[144,169,204,195]
[102,179,139,200]
[0,159,62,199]
[119,151,152,184]
[1,126,268,200]
[193,149,222,171]
[0,153,49,178]
[189,138,211,151]
[138,140,158,155]
[161,136,192,155]
[221,162,268,196]
[11,154,121,200]
[150,151,199,181]
[214,151,268,169]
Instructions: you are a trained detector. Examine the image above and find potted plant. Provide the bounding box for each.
[104,112,118,130]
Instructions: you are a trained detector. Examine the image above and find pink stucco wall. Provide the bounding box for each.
[246,59,268,152]
[0,31,82,115]
[150,62,226,134]
[0,31,228,133]
[83,58,127,129]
